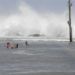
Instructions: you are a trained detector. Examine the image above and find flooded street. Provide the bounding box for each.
[0,41,75,75]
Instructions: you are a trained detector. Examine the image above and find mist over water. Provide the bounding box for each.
[0,2,75,39]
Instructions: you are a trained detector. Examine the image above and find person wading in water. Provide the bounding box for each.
[25,41,29,48]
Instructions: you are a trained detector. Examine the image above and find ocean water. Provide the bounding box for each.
[0,40,75,75]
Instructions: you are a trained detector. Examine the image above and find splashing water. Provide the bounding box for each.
[0,2,75,39]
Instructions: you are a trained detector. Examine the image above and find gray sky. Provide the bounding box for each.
[0,0,75,15]
[25,0,67,13]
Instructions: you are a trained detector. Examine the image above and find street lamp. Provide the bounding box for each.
[68,0,72,42]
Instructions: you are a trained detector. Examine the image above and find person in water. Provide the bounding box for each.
[6,42,10,48]
[16,43,18,48]
[25,41,29,47]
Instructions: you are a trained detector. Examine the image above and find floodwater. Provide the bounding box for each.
[0,41,75,75]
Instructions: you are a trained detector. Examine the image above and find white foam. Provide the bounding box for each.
[12,50,34,55]
[0,1,75,38]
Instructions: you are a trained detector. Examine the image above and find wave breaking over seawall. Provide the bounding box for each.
[0,1,75,39]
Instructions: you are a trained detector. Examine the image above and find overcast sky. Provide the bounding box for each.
[0,0,75,15]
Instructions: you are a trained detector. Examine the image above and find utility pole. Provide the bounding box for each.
[68,0,72,42]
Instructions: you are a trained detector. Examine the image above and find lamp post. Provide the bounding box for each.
[68,0,72,42]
